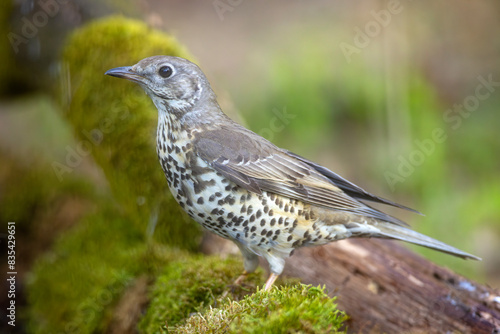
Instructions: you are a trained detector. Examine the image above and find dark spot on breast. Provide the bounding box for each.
[193,181,207,194]
[287,235,293,242]
[260,219,266,227]
[225,195,235,205]
[197,197,204,205]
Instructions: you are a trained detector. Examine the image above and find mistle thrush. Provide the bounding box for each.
[106,56,480,290]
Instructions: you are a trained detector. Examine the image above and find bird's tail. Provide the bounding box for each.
[374,222,481,260]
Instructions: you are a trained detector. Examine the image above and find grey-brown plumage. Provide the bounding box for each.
[105,56,480,290]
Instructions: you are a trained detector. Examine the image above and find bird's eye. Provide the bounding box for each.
[158,65,173,78]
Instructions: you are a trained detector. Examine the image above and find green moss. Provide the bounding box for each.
[139,255,266,333]
[176,284,348,333]
[27,205,189,334]
[59,15,201,250]
[139,256,345,334]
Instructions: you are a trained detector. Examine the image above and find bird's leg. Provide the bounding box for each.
[220,270,251,299]
[264,273,279,291]
[233,270,250,286]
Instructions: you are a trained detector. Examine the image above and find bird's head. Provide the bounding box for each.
[105,56,209,112]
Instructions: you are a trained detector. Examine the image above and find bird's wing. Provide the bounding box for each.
[285,151,422,215]
[194,125,412,226]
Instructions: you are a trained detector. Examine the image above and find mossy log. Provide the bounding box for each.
[279,238,500,333]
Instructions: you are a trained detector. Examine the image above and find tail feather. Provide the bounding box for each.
[374,222,481,260]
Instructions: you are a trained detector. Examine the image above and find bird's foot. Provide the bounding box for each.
[233,271,249,286]
[221,271,251,298]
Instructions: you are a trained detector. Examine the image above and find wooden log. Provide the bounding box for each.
[282,238,500,333]
[202,232,500,332]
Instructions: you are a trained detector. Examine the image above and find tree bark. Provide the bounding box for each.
[282,238,500,333]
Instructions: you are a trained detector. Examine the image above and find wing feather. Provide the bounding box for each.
[194,126,415,226]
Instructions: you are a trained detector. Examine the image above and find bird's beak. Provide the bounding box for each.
[105,66,146,84]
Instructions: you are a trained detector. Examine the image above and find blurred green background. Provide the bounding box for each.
[1,0,499,332]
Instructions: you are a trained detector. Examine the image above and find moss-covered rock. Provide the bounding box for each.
[176,284,348,333]
[27,205,189,334]
[139,255,266,332]
[58,15,201,249]
[139,256,347,334]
